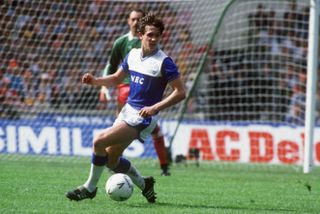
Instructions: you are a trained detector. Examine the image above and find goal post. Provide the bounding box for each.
[303,0,319,173]
[166,0,319,173]
[167,0,319,171]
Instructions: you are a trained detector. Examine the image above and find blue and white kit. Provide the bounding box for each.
[114,48,180,142]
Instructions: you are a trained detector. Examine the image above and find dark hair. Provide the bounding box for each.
[127,8,145,18]
[137,12,164,35]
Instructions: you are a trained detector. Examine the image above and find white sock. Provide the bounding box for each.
[126,165,145,191]
[83,164,105,192]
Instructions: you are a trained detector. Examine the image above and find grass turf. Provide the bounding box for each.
[0,156,319,214]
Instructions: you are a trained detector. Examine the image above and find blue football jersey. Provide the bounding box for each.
[121,48,180,110]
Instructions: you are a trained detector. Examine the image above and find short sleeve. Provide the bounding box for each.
[121,53,129,73]
[161,57,180,82]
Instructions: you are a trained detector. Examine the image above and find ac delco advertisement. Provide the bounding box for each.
[0,116,319,166]
[170,123,320,166]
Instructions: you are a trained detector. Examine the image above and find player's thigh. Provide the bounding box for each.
[94,121,139,148]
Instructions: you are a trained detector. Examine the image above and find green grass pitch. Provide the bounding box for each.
[0,155,319,214]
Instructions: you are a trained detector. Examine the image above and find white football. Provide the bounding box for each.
[105,173,134,201]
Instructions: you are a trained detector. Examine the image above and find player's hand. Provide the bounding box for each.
[82,73,95,85]
[139,106,158,118]
[99,87,111,103]
[99,89,108,103]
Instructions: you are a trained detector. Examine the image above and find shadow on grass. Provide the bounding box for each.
[128,202,296,213]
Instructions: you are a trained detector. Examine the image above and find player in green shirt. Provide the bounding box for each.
[100,8,170,176]
[101,27,141,89]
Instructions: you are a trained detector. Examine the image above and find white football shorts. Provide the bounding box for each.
[114,103,157,142]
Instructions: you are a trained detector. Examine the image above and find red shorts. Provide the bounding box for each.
[117,84,130,105]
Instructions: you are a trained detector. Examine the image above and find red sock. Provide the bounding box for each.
[152,126,168,167]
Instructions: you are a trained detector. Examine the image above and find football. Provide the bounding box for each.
[105,173,134,201]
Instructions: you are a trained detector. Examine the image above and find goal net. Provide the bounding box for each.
[169,0,318,169]
[0,0,318,169]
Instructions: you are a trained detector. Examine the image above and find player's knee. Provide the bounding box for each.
[92,134,106,150]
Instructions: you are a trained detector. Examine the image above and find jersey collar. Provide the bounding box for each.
[140,46,160,60]
[128,31,139,41]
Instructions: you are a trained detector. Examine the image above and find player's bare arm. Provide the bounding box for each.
[82,68,127,88]
[139,77,186,118]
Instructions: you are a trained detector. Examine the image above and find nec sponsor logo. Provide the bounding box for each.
[131,75,144,84]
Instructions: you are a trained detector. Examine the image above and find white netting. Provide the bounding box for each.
[0,0,318,167]
[0,0,228,160]
[170,0,319,169]
[186,0,313,125]
[0,0,230,118]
